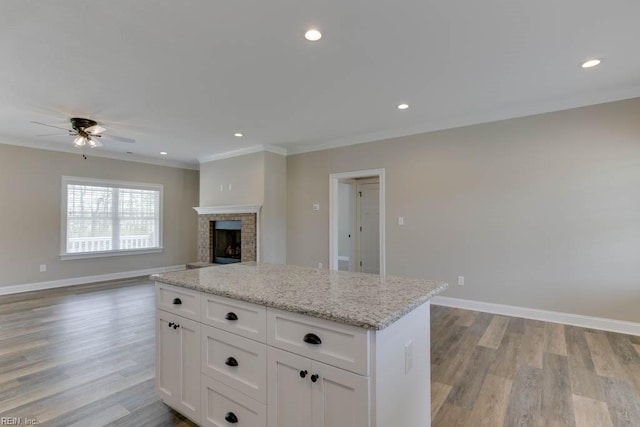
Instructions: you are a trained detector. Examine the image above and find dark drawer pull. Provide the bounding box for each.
[225,357,239,367]
[311,374,319,383]
[225,312,238,321]
[172,297,182,305]
[299,370,308,378]
[303,333,322,345]
[225,412,238,423]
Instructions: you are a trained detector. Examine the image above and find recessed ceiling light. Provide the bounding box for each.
[234,133,244,138]
[160,151,168,155]
[581,59,601,68]
[397,103,409,110]
[304,29,322,42]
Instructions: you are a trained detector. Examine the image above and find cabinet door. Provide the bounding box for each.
[267,347,312,427]
[156,311,179,404]
[176,315,201,423]
[156,311,201,424]
[311,360,370,427]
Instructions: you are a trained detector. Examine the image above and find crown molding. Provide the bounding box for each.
[198,144,287,164]
[0,140,199,170]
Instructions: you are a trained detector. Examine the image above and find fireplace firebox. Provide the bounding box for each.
[212,220,241,264]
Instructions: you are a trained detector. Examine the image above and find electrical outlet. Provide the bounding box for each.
[228,184,232,191]
[404,341,413,374]
[219,184,224,191]
[398,216,404,225]
[458,276,465,286]
[40,264,46,272]
[312,203,320,211]
[318,262,323,269]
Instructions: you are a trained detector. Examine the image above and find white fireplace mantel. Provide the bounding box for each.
[193,204,262,215]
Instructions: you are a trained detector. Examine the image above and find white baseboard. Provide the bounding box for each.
[0,265,186,296]
[431,295,640,336]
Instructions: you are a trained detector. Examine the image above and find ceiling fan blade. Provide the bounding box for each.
[85,125,106,134]
[31,121,73,132]
[36,132,72,137]
[100,134,136,144]
[89,138,103,148]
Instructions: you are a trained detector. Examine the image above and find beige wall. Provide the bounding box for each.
[262,152,287,264]
[199,151,287,263]
[0,144,199,288]
[286,98,640,323]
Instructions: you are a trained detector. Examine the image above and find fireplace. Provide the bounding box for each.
[212,220,242,264]
[194,205,260,265]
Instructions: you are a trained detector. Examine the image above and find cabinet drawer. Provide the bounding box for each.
[201,293,267,342]
[156,283,201,321]
[201,376,266,427]
[202,325,267,403]
[267,308,370,376]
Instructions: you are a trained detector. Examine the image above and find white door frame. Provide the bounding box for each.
[329,169,385,275]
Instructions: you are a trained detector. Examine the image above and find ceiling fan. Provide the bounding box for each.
[32,117,136,148]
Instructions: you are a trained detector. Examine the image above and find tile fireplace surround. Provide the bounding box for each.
[194,205,261,264]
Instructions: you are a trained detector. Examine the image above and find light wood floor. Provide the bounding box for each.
[1,279,639,426]
[430,305,640,426]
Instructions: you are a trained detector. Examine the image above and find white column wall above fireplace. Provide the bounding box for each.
[199,151,286,265]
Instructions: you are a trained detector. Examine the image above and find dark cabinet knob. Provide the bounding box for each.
[172,297,182,305]
[173,323,179,329]
[303,333,322,345]
[299,370,308,378]
[225,312,238,321]
[225,357,239,367]
[168,322,174,328]
[311,374,319,383]
[224,412,238,423]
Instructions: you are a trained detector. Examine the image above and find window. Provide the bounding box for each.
[61,176,163,259]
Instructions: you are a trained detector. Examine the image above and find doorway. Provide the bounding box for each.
[329,169,385,275]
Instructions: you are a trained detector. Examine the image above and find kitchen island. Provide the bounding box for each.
[152,263,448,427]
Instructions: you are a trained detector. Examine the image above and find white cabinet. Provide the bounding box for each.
[156,310,201,424]
[155,282,433,427]
[267,347,369,427]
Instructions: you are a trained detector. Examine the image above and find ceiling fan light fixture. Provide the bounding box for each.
[73,136,87,147]
[88,139,98,148]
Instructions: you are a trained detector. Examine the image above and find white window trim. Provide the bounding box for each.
[60,176,164,260]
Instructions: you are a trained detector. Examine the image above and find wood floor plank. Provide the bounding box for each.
[606,332,640,364]
[584,332,626,379]
[541,352,575,426]
[518,324,545,369]
[488,332,522,380]
[568,364,606,401]
[454,310,477,327]
[478,315,510,349]
[432,403,469,427]
[503,365,543,427]
[601,376,640,426]
[465,374,513,427]
[66,404,131,427]
[565,325,596,371]
[572,395,613,427]
[633,343,640,358]
[431,381,452,421]
[446,346,498,410]
[544,322,568,356]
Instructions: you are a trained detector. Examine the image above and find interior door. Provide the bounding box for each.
[357,180,380,274]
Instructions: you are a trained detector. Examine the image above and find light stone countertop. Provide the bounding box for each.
[151,263,448,330]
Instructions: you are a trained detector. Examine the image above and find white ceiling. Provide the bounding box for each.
[1,1,639,169]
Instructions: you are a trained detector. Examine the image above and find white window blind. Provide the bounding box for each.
[62,177,162,259]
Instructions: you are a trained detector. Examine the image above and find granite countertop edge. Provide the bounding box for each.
[151,272,448,330]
